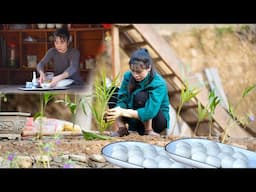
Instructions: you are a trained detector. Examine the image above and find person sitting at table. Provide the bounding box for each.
[37,27,83,87]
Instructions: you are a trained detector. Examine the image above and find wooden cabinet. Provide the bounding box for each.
[0,26,105,84]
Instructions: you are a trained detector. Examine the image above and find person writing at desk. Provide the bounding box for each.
[104,48,170,137]
[37,27,83,87]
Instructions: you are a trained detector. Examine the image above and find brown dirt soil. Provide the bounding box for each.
[167,26,256,131]
[0,133,177,168]
[1,133,256,168]
[0,134,175,157]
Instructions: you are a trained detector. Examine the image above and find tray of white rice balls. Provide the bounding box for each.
[165,138,256,168]
[101,141,191,168]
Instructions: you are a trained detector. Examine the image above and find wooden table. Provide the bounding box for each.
[0,85,91,94]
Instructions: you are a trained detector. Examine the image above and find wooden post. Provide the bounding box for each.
[111,25,121,81]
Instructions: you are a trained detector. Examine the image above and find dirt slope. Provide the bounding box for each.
[156,24,256,131]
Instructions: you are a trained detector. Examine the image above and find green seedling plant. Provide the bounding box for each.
[55,92,111,140]
[169,62,201,136]
[193,102,209,137]
[193,91,220,138]
[82,131,112,140]
[177,81,200,117]
[55,93,108,140]
[221,84,256,143]
[35,133,62,168]
[89,70,119,135]
[55,94,89,129]
[37,140,53,168]
[34,93,55,139]
[207,90,220,139]
[170,81,200,136]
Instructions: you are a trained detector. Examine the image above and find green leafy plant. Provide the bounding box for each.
[169,81,200,136]
[177,81,200,117]
[55,94,89,129]
[207,90,220,139]
[193,91,220,138]
[33,133,63,168]
[90,70,120,134]
[193,102,209,137]
[221,84,256,143]
[169,62,201,136]
[82,131,112,140]
[33,93,55,139]
[55,93,110,140]
[54,92,111,140]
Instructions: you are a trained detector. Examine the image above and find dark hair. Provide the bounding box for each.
[53,27,70,43]
[128,48,156,92]
[129,48,153,68]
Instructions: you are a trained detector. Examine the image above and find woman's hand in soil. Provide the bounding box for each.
[105,107,124,122]
[105,107,139,122]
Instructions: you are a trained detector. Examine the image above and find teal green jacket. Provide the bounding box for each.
[117,71,170,129]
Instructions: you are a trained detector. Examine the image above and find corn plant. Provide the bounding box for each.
[36,141,53,168]
[90,70,120,134]
[193,91,220,138]
[221,84,256,143]
[55,94,89,129]
[177,81,200,117]
[82,131,112,140]
[193,102,209,137]
[55,92,111,140]
[55,94,108,140]
[34,93,55,139]
[169,81,200,136]
[207,90,220,139]
[169,61,201,136]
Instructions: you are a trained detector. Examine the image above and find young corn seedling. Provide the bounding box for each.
[221,84,256,143]
[89,70,120,135]
[170,81,200,136]
[55,94,89,130]
[177,81,200,116]
[55,92,111,140]
[34,93,54,139]
[207,90,220,139]
[193,102,209,137]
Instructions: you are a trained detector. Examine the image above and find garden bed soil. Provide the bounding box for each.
[0,132,256,168]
